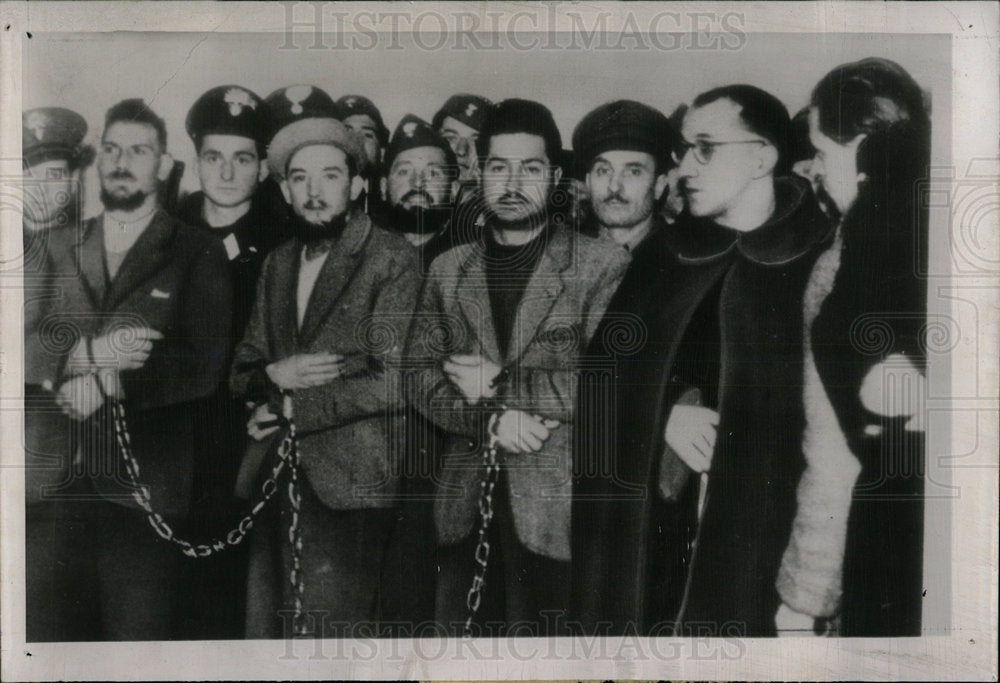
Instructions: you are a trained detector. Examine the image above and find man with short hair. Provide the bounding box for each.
[231,87,421,638]
[571,85,833,637]
[407,98,629,635]
[338,94,389,216]
[171,84,274,639]
[573,99,679,251]
[41,99,233,640]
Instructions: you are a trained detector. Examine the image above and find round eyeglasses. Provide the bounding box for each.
[672,138,768,166]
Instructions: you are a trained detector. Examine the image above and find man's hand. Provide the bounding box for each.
[266,353,344,390]
[247,403,281,441]
[664,404,719,473]
[54,374,105,421]
[493,410,560,453]
[775,602,818,637]
[859,353,926,432]
[442,354,502,405]
[71,326,164,372]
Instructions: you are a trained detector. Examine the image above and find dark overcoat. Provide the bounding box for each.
[572,177,833,636]
[42,210,234,518]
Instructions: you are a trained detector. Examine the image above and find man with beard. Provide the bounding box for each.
[21,107,100,641]
[571,85,833,637]
[406,99,629,635]
[41,99,232,640]
[381,114,461,269]
[170,84,273,639]
[230,93,421,638]
[573,100,678,251]
[338,94,390,216]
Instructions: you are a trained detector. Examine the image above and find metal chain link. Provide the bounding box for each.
[108,399,292,557]
[463,414,501,638]
[284,412,307,637]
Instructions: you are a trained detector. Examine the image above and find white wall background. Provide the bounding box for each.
[23,30,949,217]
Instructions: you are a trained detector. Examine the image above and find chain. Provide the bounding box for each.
[463,413,502,638]
[284,409,307,637]
[108,399,292,558]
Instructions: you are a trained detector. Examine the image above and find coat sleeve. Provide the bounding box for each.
[292,250,421,435]
[503,249,630,423]
[229,252,274,404]
[402,267,482,438]
[121,240,233,412]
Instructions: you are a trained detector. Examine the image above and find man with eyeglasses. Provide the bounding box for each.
[407,98,628,636]
[571,85,833,637]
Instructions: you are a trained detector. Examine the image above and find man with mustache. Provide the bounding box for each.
[231,86,421,637]
[571,85,833,637]
[381,114,461,269]
[40,99,233,639]
[407,99,629,635]
[573,100,679,251]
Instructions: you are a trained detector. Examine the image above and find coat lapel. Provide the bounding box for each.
[507,227,569,363]
[76,217,108,309]
[456,242,502,364]
[269,242,300,357]
[298,212,372,347]
[103,210,174,311]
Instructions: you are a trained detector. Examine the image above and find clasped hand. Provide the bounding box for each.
[442,354,502,405]
[266,353,344,390]
[493,409,561,454]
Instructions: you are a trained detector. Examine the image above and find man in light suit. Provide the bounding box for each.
[230,86,421,638]
[406,99,629,636]
[42,99,233,640]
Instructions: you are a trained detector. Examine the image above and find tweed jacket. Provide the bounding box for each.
[41,210,233,517]
[230,211,421,511]
[406,224,629,560]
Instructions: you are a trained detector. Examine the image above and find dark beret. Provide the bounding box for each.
[337,95,389,145]
[432,93,493,133]
[384,114,457,177]
[572,99,678,173]
[186,85,271,150]
[23,107,88,165]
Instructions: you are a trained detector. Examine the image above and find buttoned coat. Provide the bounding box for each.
[41,210,233,518]
[230,211,421,511]
[406,225,629,561]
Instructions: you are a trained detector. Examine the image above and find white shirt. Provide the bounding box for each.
[296,247,330,327]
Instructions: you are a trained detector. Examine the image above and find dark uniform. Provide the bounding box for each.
[169,85,275,639]
[337,94,390,218]
[20,107,101,642]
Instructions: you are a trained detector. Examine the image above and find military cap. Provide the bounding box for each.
[337,95,389,145]
[23,107,88,165]
[384,114,458,178]
[185,85,271,152]
[264,84,342,143]
[572,99,678,173]
[431,93,493,133]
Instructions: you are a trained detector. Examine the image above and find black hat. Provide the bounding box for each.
[23,107,88,166]
[264,84,342,143]
[186,85,271,154]
[384,114,458,178]
[432,93,493,133]
[337,95,389,146]
[572,99,678,174]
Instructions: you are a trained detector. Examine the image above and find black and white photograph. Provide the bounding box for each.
[0,2,996,680]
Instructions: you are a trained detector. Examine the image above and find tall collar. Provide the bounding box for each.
[663,177,833,266]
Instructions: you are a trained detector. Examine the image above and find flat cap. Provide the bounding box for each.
[384,114,457,177]
[337,95,389,145]
[186,85,271,149]
[432,93,493,133]
[23,107,88,165]
[572,100,677,173]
